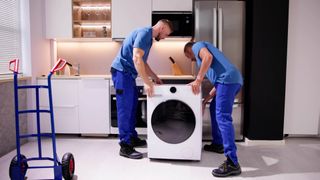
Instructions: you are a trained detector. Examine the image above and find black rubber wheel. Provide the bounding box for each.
[62,153,75,180]
[9,154,28,179]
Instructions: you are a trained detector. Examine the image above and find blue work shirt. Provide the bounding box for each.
[111,27,153,79]
[192,41,243,85]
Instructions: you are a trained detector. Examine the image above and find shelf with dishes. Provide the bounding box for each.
[72,0,111,38]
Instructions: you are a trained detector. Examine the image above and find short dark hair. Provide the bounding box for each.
[159,19,174,32]
[184,41,195,53]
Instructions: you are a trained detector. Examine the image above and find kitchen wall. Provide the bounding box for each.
[29,0,51,78]
[25,0,52,135]
[0,0,51,157]
[56,40,192,75]
[284,0,320,135]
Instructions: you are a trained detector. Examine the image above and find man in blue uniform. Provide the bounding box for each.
[184,41,243,177]
[111,19,173,159]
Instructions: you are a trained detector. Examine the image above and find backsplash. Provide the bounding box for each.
[57,40,192,75]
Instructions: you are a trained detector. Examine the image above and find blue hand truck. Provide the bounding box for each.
[8,59,75,180]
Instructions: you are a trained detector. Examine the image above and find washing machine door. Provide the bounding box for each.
[151,100,196,144]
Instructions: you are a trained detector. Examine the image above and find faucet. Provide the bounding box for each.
[75,63,80,76]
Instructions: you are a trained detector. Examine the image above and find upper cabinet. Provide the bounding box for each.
[44,0,192,39]
[112,0,151,39]
[152,0,193,11]
[45,0,73,38]
[72,0,111,38]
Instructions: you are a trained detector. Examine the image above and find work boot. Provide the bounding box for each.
[212,158,241,177]
[203,143,224,154]
[131,137,147,147]
[119,142,143,159]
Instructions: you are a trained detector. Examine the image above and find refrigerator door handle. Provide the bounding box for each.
[213,8,217,47]
[218,7,223,51]
[195,4,200,40]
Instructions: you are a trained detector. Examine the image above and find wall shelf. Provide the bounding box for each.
[72,0,111,38]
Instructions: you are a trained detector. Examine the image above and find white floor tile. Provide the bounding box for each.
[0,136,319,180]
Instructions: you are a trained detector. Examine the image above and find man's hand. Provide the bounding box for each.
[144,82,154,97]
[201,87,216,115]
[153,76,163,85]
[202,100,207,115]
[188,79,201,94]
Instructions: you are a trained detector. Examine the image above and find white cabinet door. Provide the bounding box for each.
[112,0,151,39]
[79,79,110,134]
[37,79,80,133]
[45,0,73,38]
[152,0,193,11]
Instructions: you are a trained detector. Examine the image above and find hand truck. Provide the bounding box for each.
[8,59,75,180]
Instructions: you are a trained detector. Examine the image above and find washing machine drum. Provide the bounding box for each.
[151,99,196,144]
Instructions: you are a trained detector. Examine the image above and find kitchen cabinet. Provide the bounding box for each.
[72,0,111,38]
[79,78,110,134]
[34,78,110,135]
[112,0,151,39]
[244,0,288,140]
[45,0,73,38]
[284,0,320,135]
[152,0,193,11]
[37,79,80,134]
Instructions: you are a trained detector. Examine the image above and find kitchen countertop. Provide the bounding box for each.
[37,75,195,80]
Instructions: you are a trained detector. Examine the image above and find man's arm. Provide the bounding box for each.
[190,47,213,94]
[197,47,213,82]
[202,87,216,114]
[145,63,163,84]
[133,48,154,96]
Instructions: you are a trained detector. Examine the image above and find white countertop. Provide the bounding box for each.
[37,74,195,80]
[158,75,195,79]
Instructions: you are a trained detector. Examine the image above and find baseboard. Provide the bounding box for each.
[244,138,285,146]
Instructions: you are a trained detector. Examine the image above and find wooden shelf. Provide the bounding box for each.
[73,20,111,24]
[72,0,112,38]
[73,0,110,6]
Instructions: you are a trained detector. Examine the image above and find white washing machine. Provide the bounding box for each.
[147,85,202,160]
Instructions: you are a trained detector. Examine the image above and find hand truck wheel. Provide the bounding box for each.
[9,154,28,179]
[62,152,75,180]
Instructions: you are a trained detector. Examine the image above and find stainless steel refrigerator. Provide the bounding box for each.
[195,0,245,141]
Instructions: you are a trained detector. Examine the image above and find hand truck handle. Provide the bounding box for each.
[9,59,19,73]
[50,58,67,73]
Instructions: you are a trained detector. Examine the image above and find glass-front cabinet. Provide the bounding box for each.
[72,0,111,38]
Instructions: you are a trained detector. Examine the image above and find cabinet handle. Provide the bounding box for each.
[112,97,147,101]
[218,8,223,51]
[213,8,217,47]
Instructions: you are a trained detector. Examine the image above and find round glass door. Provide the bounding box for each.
[151,100,196,144]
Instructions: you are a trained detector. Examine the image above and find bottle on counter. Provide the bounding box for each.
[64,64,71,76]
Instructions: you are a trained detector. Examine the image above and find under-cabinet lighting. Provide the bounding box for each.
[81,6,110,10]
[81,24,111,28]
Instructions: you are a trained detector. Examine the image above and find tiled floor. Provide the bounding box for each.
[0,136,320,180]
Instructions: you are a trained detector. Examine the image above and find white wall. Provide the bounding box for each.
[27,0,51,134]
[29,0,51,78]
[284,0,320,135]
[56,40,192,75]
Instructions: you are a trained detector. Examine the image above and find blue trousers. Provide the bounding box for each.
[111,69,138,144]
[210,83,241,165]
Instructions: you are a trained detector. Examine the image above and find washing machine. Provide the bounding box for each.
[147,85,202,160]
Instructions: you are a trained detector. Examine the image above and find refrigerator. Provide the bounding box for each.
[195,0,245,141]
